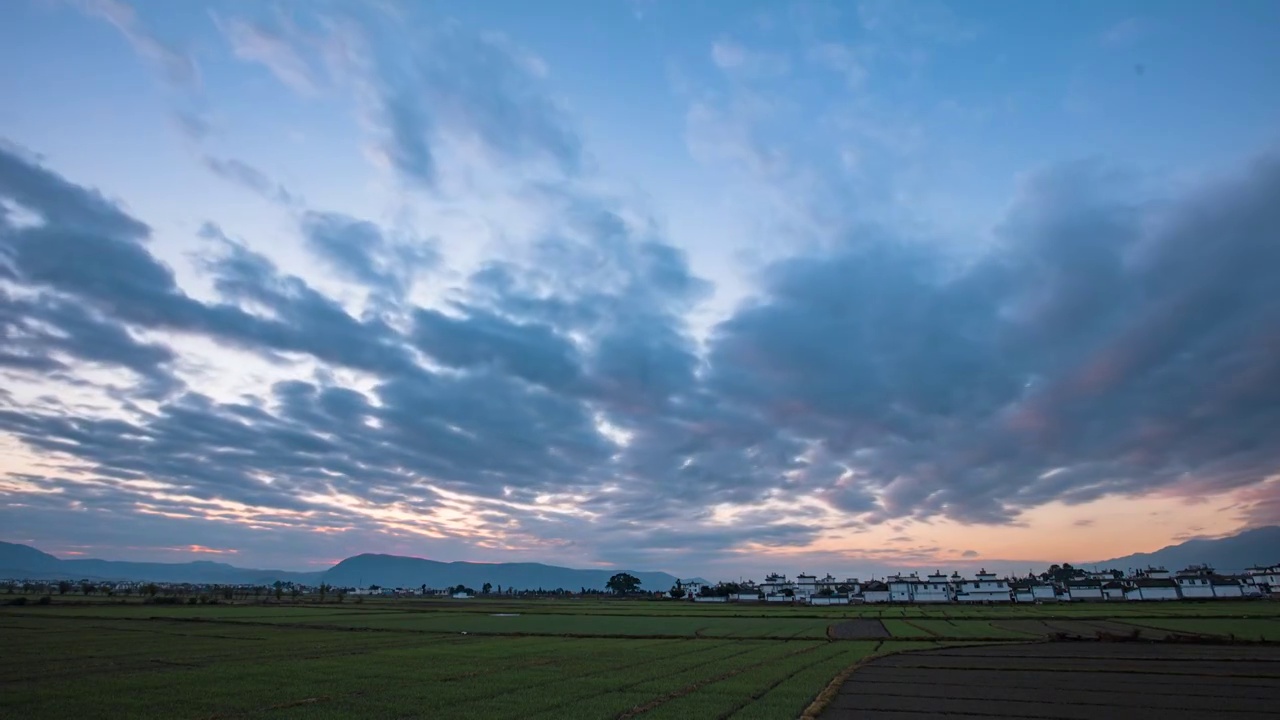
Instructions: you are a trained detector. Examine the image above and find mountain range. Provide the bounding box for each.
[3,525,1275,589]
[0,542,687,591]
[1089,525,1280,574]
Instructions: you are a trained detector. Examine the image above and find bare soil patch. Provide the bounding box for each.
[827,619,890,639]
[818,642,1280,719]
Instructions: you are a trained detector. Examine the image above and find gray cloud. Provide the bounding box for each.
[4,3,1280,576]
[301,211,438,299]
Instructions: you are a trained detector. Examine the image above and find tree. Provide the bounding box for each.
[57,581,70,595]
[668,586,686,599]
[80,582,95,596]
[318,583,330,602]
[482,582,492,595]
[145,583,158,597]
[606,573,641,595]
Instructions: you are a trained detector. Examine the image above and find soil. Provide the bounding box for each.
[819,642,1280,719]
[827,618,890,639]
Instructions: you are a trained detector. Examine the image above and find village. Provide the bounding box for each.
[671,563,1280,604]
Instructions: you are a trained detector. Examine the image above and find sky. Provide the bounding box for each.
[1,0,1279,580]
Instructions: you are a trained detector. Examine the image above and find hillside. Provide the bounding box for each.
[0,542,681,591]
[1090,525,1280,574]
[322,553,679,591]
[0,542,321,584]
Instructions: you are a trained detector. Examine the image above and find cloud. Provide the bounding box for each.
[318,12,583,190]
[710,38,789,77]
[300,211,439,299]
[701,154,1280,526]
[203,157,298,205]
[961,549,979,558]
[215,14,318,94]
[5,1,1280,577]
[74,0,198,89]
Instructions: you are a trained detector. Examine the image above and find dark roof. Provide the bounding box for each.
[1133,578,1178,588]
[1066,579,1102,588]
[1102,581,1125,589]
[862,581,888,591]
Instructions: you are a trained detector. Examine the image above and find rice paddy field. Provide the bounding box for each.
[2,598,1278,718]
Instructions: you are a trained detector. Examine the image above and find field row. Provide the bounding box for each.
[11,594,1280,619]
[7,603,1280,642]
[0,614,939,719]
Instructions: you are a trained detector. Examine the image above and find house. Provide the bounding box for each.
[1175,567,1215,599]
[729,587,762,601]
[1244,564,1280,594]
[794,574,818,599]
[861,581,890,603]
[1210,577,1243,599]
[954,570,1012,603]
[1012,578,1056,603]
[809,594,850,605]
[1065,579,1103,602]
[911,572,953,603]
[693,595,727,602]
[887,573,919,603]
[451,591,472,599]
[1141,566,1172,580]
[1102,581,1126,600]
[759,573,791,596]
[1126,578,1179,601]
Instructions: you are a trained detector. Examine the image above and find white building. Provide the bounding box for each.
[1102,581,1126,600]
[887,573,918,603]
[1065,580,1103,602]
[861,581,890,603]
[913,572,953,603]
[1245,565,1280,594]
[1126,579,1179,601]
[759,573,791,596]
[809,595,850,605]
[1175,567,1215,599]
[729,590,762,602]
[794,574,818,599]
[1012,579,1056,603]
[1211,577,1243,598]
[954,570,1011,603]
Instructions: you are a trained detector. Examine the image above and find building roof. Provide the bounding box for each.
[1133,578,1178,588]
[1066,579,1102,588]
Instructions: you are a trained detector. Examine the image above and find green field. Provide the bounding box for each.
[2,598,1277,718]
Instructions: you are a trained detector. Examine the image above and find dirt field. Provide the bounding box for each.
[818,642,1280,719]
[827,618,890,639]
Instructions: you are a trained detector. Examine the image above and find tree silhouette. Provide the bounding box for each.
[606,573,641,595]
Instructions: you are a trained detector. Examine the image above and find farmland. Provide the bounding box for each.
[2,598,1278,718]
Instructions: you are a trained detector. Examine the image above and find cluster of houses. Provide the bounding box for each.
[679,563,1280,604]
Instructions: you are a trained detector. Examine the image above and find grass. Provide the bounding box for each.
[1116,617,1280,641]
[3,598,1275,718]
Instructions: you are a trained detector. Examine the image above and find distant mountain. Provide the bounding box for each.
[0,542,682,591]
[0,542,321,584]
[1090,525,1280,574]
[322,553,680,591]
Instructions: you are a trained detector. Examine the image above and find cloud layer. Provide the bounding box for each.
[2,1,1279,573]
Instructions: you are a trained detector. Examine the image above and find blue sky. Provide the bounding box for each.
[1,0,1279,577]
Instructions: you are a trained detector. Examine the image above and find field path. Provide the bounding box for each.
[817,642,1280,718]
